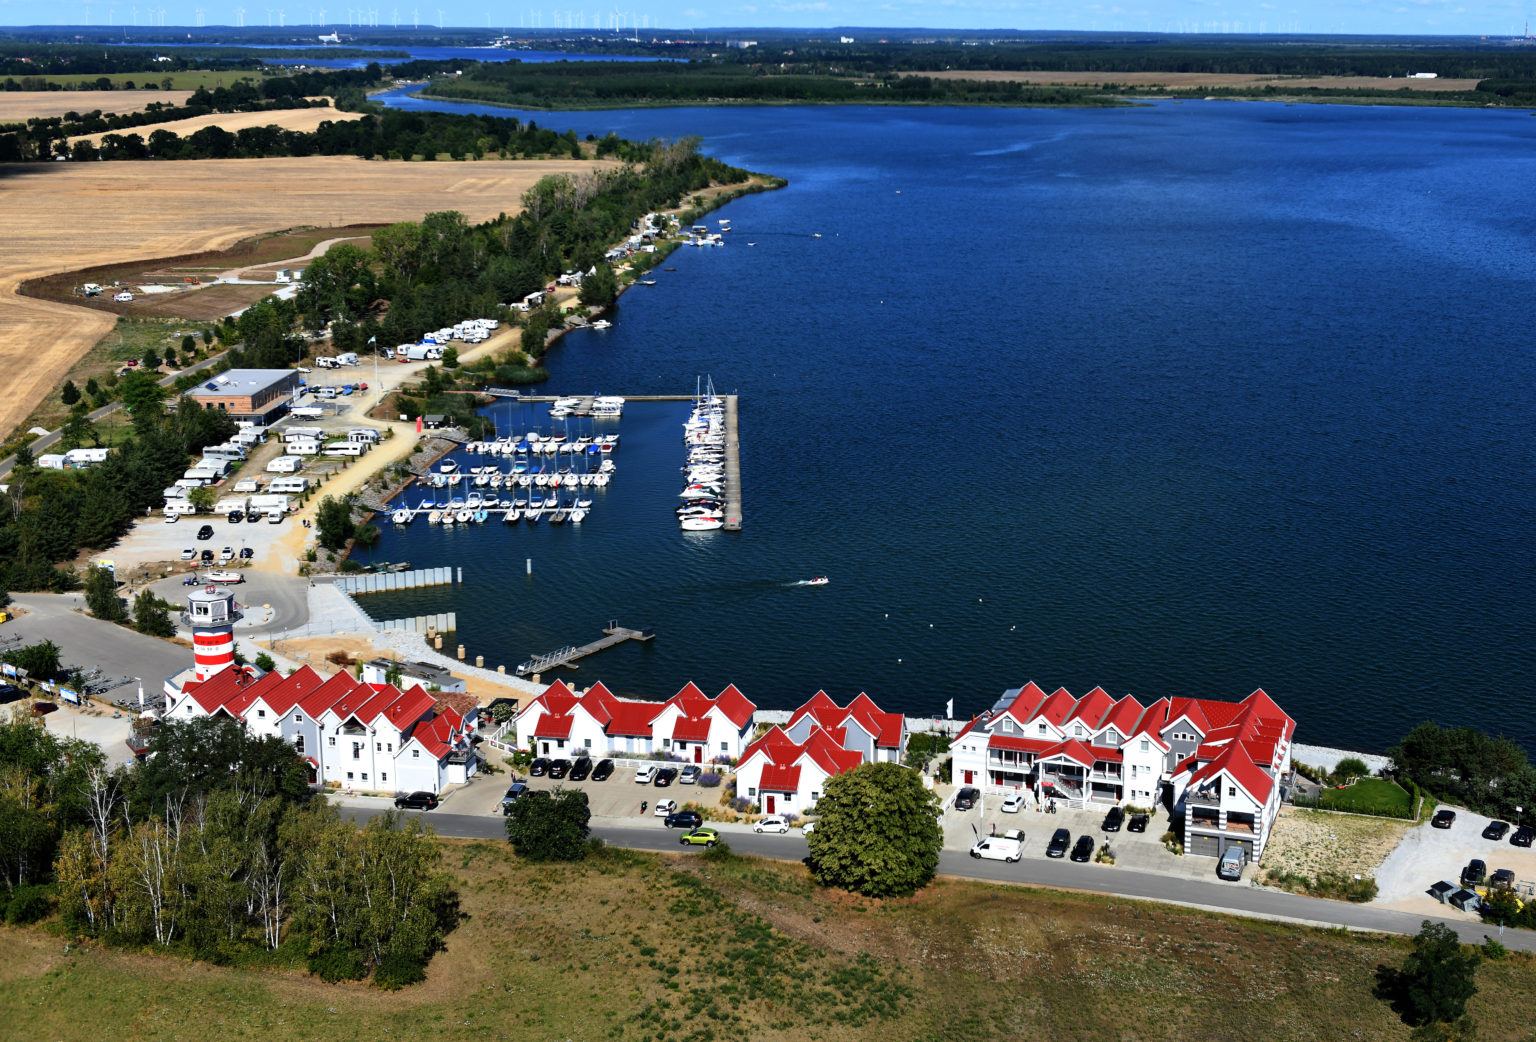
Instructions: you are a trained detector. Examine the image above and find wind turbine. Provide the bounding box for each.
[266,8,272,24]
[196,5,206,22]
[411,6,416,26]
[278,8,285,24]
[317,6,326,23]
[436,7,442,27]
[237,6,245,26]
[391,6,397,26]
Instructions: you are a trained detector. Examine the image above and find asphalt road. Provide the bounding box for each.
[5,592,193,694]
[349,805,1536,954]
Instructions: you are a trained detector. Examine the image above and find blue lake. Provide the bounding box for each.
[356,93,1536,754]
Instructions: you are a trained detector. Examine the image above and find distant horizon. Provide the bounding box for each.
[0,0,1532,39]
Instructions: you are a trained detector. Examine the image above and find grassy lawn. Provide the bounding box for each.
[3,837,1535,1041]
[1319,777,1415,817]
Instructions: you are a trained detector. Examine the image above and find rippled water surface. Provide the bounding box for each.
[357,95,1536,753]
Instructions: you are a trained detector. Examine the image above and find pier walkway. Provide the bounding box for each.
[517,622,655,676]
[723,395,742,531]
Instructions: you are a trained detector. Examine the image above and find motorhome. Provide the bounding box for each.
[290,406,324,419]
[266,456,304,474]
[183,468,221,485]
[203,443,247,462]
[315,356,339,369]
[267,476,309,494]
[275,269,293,283]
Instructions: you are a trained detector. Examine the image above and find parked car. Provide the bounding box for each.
[633,765,658,784]
[1070,835,1095,863]
[239,547,254,559]
[1512,825,1534,848]
[0,684,26,705]
[394,791,439,811]
[1461,859,1487,886]
[801,820,816,835]
[197,525,214,540]
[200,549,215,563]
[1432,808,1457,829]
[180,548,197,560]
[754,816,790,834]
[568,757,592,781]
[163,512,179,524]
[653,768,678,787]
[529,757,550,777]
[31,701,59,716]
[679,764,701,784]
[1490,868,1516,890]
[1046,828,1071,858]
[1483,821,1511,841]
[1127,812,1150,834]
[591,758,615,781]
[547,758,571,779]
[500,783,529,814]
[227,510,244,523]
[220,546,235,561]
[954,787,980,811]
[665,811,703,830]
[1217,846,1246,880]
[1103,806,1125,832]
[1000,792,1025,814]
[971,830,1024,863]
[679,827,721,847]
[652,799,678,816]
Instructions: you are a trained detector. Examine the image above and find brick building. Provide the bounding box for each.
[185,369,300,424]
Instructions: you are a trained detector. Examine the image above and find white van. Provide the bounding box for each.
[316,387,338,400]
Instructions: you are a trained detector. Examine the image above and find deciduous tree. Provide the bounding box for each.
[505,787,590,861]
[805,761,941,898]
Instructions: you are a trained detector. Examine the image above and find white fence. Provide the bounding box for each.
[336,566,459,595]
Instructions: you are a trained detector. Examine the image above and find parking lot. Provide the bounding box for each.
[1374,805,1536,917]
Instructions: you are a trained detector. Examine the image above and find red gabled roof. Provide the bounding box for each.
[739,725,801,768]
[380,685,436,729]
[604,698,662,737]
[527,679,579,719]
[535,713,574,739]
[259,665,326,715]
[578,682,617,725]
[670,715,712,742]
[1066,686,1115,730]
[1036,739,1098,768]
[801,727,864,776]
[713,684,756,728]
[406,713,459,759]
[297,671,360,719]
[354,683,404,725]
[1166,698,1213,736]
[759,763,802,792]
[1034,687,1079,727]
[1188,744,1276,806]
[987,733,1057,755]
[1005,681,1051,719]
[1099,694,1145,738]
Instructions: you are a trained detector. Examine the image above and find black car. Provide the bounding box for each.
[1512,825,1534,848]
[954,787,980,811]
[239,547,254,559]
[1127,812,1150,834]
[0,684,25,705]
[200,549,215,563]
[547,759,571,779]
[500,783,529,814]
[590,758,615,782]
[664,810,703,830]
[1102,806,1125,832]
[1491,868,1516,890]
[394,791,439,811]
[1069,835,1096,863]
[1483,820,1511,841]
[528,757,549,777]
[227,510,243,523]
[1461,858,1486,887]
[197,524,214,540]
[568,757,592,781]
[1431,809,1456,829]
[654,767,678,787]
[1045,827,1072,858]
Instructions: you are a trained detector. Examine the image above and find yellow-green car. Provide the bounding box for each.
[679,827,721,848]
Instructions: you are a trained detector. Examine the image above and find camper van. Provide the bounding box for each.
[315,356,339,369]
[266,456,303,474]
[247,493,294,514]
[202,444,247,462]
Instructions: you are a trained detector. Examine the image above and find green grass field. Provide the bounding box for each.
[1319,777,1415,817]
[2,837,1533,1041]
[27,70,265,92]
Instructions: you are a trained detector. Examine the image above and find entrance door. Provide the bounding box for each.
[766,794,776,814]
[693,745,703,764]
[963,770,973,785]
[541,742,549,755]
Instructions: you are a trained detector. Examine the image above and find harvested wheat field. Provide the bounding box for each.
[0,154,615,441]
[0,90,195,122]
[922,69,1481,92]
[66,104,365,146]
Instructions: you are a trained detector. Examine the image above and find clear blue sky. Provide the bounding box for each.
[0,0,1529,37]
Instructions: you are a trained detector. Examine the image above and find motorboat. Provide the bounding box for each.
[392,509,411,524]
[590,319,612,330]
[806,577,829,586]
[680,516,724,531]
[439,460,458,474]
[428,511,442,524]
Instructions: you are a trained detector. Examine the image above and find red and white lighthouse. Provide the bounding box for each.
[186,585,242,681]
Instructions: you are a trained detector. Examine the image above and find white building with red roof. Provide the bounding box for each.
[513,680,758,762]
[166,662,479,796]
[951,683,1294,862]
[734,725,865,817]
[783,691,907,764]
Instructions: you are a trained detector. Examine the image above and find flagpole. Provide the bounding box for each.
[369,336,380,407]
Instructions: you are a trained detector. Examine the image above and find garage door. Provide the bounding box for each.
[1188,834,1220,858]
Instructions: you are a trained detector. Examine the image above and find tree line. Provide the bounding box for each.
[1,712,458,987]
[1387,721,1536,822]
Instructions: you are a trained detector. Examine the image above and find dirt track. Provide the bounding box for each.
[0,155,615,442]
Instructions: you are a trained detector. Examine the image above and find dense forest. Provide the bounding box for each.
[0,41,407,80]
[0,712,458,987]
[423,60,1123,108]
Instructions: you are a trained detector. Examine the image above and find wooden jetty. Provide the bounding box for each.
[520,394,700,403]
[723,395,742,531]
[516,622,655,676]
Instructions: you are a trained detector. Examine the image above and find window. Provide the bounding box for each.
[412,749,419,758]
[1228,786,1237,798]
[328,737,335,747]
[294,713,303,722]
[346,771,354,780]
[382,773,388,782]
[662,738,671,750]
[352,744,361,759]
[387,742,393,752]
[1038,723,1047,735]
[1140,740,1150,752]
[584,738,592,749]
[361,773,368,781]
[720,741,728,752]
[295,736,305,754]
[257,710,266,719]
[1002,717,1013,733]
[376,742,382,751]
[747,787,756,797]
[811,792,820,802]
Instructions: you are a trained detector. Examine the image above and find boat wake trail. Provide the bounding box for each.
[787,578,830,587]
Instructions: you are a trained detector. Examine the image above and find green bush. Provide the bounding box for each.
[5,884,54,925]
[1334,756,1370,779]
[372,950,428,990]
[307,945,367,982]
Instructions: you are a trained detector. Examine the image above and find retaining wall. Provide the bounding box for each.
[336,566,460,595]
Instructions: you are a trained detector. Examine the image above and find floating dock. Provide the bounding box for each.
[723,395,742,531]
[517,622,655,676]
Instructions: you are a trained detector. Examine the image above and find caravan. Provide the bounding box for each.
[268,476,309,494]
[266,455,304,474]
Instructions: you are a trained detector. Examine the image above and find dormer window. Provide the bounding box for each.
[1002,718,1013,733]
[1038,723,1047,735]
[1073,725,1084,737]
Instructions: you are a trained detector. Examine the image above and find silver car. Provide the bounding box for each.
[1217,846,1246,881]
